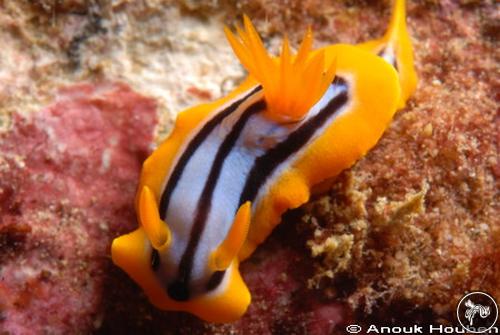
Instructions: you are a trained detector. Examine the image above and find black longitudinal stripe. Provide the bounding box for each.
[167,100,266,301]
[239,77,348,205]
[159,85,262,220]
[378,48,398,71]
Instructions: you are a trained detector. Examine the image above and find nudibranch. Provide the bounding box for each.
[111,0,417,323]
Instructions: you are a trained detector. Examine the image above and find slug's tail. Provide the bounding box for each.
[358,0,418,108]
[225,15,336,123]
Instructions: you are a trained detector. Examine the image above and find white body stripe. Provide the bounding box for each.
[250,76,352,217]
[159,78,350,293]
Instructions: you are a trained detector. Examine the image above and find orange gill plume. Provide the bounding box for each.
[224,15,336,123]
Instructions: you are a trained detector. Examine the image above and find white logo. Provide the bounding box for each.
[457,291,498,333]
[465,299,491,326]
